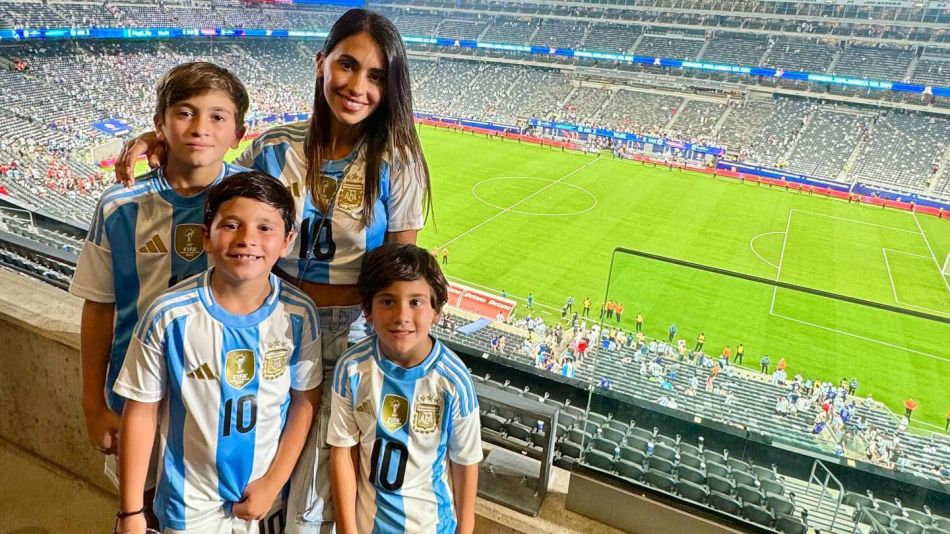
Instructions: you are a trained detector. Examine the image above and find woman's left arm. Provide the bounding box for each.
[385,230,417,244]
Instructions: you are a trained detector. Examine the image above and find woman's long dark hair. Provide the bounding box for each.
[306,8,430,229]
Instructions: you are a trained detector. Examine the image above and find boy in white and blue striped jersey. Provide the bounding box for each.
[70,62,250,465]
[114,172,321,533]
[328,244,482,534]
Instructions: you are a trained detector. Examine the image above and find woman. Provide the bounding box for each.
[115,9,430,533]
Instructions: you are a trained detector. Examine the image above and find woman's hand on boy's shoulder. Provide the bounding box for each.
[233,475,281,521]
[115,132,164,187]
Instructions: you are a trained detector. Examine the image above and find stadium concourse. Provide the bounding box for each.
[2,0,950,532]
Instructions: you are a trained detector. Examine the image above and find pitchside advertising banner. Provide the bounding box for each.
[90,118,131,136]
[448,282,517,321]
[530,118,726,156]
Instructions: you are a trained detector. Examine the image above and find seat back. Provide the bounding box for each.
[706,473,735,495]
[615,459,644,481]
[645,469,676,492]
[775,515,807,534]
[676,479,708,503]
[767,494,795,516]
[708,491,740,515]
[676,464,706,485]
[736,483,764,506]
[647,455,675,474]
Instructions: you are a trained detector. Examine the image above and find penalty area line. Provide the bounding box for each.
[769,310,950,364]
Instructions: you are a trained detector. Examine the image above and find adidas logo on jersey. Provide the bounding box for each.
[356,400,374,416]
[139,234,168,254]
[186,363,217,380]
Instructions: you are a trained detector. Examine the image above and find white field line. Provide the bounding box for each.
[881,248,900,304]
[770,310,950,364]
[769,210,793,314]
[438,157,600,249]
[770,213,950,360]
[789,208,919,234]
[749,231,784,270]
[911,210,950,296]
[883,248,931,260]
[882,248,950,318]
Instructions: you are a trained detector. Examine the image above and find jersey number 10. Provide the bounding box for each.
[222,395,258,437]
[369,438,408,491]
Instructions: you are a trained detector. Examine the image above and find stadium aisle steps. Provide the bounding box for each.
[783,476,858,533]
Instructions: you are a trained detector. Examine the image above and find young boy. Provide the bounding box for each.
[70,62,249,470]
[328,243,482,534]
[114,172,321,533]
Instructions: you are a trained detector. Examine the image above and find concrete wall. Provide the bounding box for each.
[0,268,115,492]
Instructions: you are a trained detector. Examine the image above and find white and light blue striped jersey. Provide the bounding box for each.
[327,335,482,534]
[70,162,248,413]
[113,270,322,531]
[234,122,425,285]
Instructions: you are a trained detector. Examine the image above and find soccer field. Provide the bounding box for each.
[413,125,950,429]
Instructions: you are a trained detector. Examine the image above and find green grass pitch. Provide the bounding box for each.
[412,125,950,430]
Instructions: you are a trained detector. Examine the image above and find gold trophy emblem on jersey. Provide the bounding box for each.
[174,224,204,262]
[225,349,256,390]
[381,394,409,432]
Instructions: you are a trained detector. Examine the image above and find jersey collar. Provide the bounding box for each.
[197,269,281,328]
[372,335,443,381]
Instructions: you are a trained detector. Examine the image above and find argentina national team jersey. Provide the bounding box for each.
[113,270,322,531]
[234,122,425,285]
[69,162,248,413]
[327,336,483,534]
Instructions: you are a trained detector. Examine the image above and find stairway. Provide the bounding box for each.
[786,475,859,533]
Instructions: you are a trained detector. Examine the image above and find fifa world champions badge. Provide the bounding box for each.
[174,224,204,261]
[412,393,441,434]
[262,340,290,380]
[225,349,256,390]
[381,394,409,432]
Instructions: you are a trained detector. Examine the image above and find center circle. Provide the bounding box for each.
[471,176,598,216]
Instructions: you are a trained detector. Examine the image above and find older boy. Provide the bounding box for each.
[71,62,249,461]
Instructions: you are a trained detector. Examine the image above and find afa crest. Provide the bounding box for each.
[225,349,256,390]
[411,393,441,434]
[174,224,204,262]
[262,340,290,380]
[381,394,409,433]
[337,158,366,213]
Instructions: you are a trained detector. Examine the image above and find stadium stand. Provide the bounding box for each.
[437,16,488,41]
[701,33,770,67]
[716,99,775,157]
[832,45,916,81]
[849,111,950,191]
[764,38,839,74]
[633,34,705,61]
[581,23,636,54]
[746,99,817,167]
[786,108,870,179]
[479,17,535,45]
[665,99,727,142]
[598,90,683,135]
[531,19,586,49]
